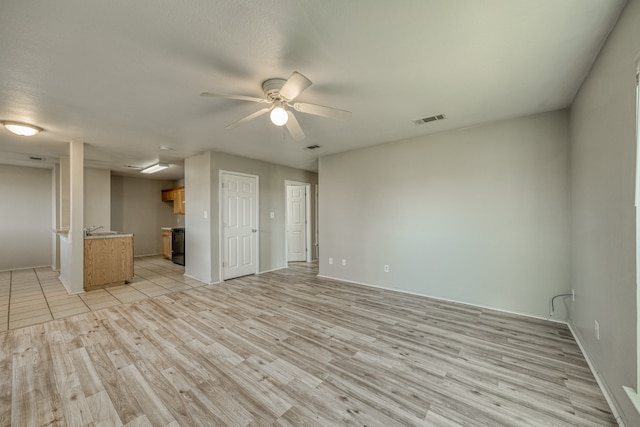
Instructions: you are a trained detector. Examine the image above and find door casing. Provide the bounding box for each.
[220,170,259,281]
[285,180,312,263]
[286,184,307,262]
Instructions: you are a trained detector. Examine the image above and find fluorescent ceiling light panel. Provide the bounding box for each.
[2,121,43,136]
[141,162,169,174]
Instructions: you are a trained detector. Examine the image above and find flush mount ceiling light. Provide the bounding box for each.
[140,162,169,174]
[1,120,43,136]
[270,102,289,126]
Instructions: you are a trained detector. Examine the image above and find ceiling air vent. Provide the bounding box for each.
[29,156,44,161]
[412,113,446,126]
[305,144,321,150]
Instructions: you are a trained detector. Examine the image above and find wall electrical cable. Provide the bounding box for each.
[547,293,573,320]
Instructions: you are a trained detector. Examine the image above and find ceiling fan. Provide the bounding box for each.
[200,71,351,141]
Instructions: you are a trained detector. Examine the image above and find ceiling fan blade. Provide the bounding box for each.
[200,92,269,103]
[292,102,352,122]
[225,107,272,130]
[285,111,306,141]
[279,72,312,101]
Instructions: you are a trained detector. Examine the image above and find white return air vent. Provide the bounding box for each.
[412,114,446,126]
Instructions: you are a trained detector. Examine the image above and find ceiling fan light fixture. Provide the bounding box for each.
[140,162,169,174]
[270,105,288,126]
[201,71,351,138]
[2,121,43,136]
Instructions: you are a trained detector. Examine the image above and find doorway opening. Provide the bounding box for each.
[285,180,312,263]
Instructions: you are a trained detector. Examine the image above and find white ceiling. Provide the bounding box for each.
[0,0,626,179]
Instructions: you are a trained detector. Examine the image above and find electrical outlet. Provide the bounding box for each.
[203,210,208,219]
[594,320,600,340]
[328,257,333,265]
[342,259,346,266]
[270,211,275,219]
[571,289,575,301]
[384,264,389,273]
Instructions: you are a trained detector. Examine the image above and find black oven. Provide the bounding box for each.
[171,227,185,266]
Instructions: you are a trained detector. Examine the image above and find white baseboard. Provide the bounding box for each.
[212,266,286,284]
[566,322,625,427]
[0,264,52,273]
[58,275,84,295]
[134,253,163,258]
[259,266,287,274]
[316,274,567,324]
[182,272,219,286]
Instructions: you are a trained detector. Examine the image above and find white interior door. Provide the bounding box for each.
[222,172,258,280]
[287,185,307,262]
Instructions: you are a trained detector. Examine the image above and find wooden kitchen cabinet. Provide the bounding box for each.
[161,189,174,201]
[162,229,172,259]
[84,235,134,290]
[161,186,185,214]
[173,186,185,215]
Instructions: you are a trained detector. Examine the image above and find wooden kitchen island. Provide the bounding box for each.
[84,233,134,290]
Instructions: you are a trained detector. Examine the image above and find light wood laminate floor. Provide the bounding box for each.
[0,261,616,426]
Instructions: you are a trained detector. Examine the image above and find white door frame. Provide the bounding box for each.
[315,183,319,260]
[285,180,312,263]
[219,170,259,281]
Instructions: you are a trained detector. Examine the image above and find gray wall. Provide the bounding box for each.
[111,175,177,256]
[319,110,570,319]
[569,0,639,424]
[185,153,213,283]
[84,168,111,230]
[185,151,318,284]
[0,165,53,270]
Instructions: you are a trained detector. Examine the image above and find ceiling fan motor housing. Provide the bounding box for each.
[262,78,287,102]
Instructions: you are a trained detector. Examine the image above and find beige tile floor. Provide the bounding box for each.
[0,256,206,331]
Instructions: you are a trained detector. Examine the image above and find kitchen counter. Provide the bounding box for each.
[84,230,133,239]
[84,234,134,289]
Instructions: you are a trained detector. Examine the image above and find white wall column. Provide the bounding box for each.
[184,152,213,284]
[51,164,60,271]
[68,140,84,293]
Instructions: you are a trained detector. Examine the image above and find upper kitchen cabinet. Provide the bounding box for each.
[161,189,174,202]
[173,186,185,215]
[162,186,185,215]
